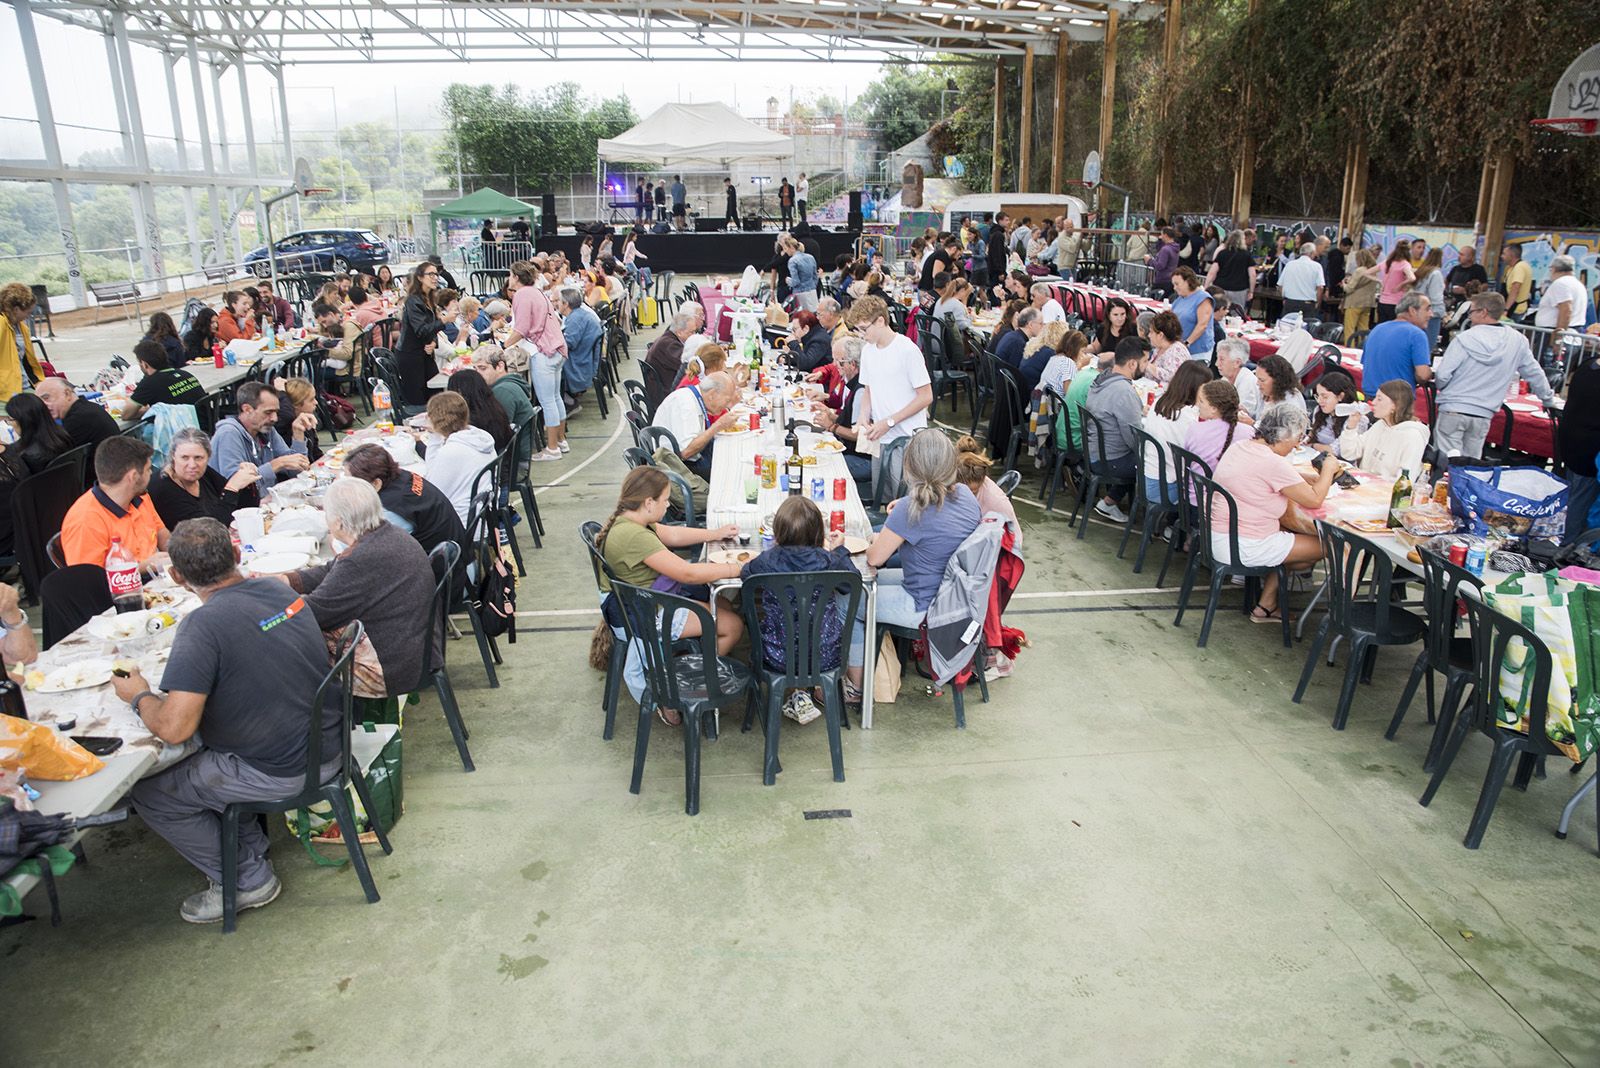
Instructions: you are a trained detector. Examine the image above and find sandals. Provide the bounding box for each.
[1249,604,1285,624]
[654,705,683,727]
[842,680,863,706]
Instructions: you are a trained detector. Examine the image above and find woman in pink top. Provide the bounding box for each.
[506,260,570,459]
[1376,243,1415,323]
[1145,310,1193,386]
[955,436,1019,545]
[1208,402,1341,622]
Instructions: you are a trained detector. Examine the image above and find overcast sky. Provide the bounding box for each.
[281,60,884,134]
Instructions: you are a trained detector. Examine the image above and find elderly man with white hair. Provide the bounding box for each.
[642,308,701,413]
[677,300,716,367]
[1029,282,1066,324]
[811,334,872,485]
[815,295,845,342]
[1215,338,1261,423]
[1278,241,1325,320]
[1535,255,1588,334]
[650,370,739,478]
[284,477,437,699]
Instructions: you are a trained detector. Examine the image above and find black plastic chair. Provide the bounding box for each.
[1120,428,1182,574]
[12,461,80,602]
[39,564,112,649]
[622,446,653,470]
[639,361,667,418]
[1172,471,1292,648]
[970,347,998,435]
[1292,523,1425,730]
[220,622,390,932]
[580,522,631,741]
[622,379,649,421]
[471,454,523,578]
[1387,548,1483,768]
[1074,408,1135,540]
[1419,598,1569,849]
[624,410,649,449]
[738,570,862,786]
[503,418,544,548]
[422,542,476,771]
[916,311,973,417]
[614,582,753,816]
[50,442,92,490]
[876,618,990,729]
[1038,385,1081,514]
[458,491,506,685]
[991,364,1031,473]
[639,424,682,457]
[1163,445,1213,589]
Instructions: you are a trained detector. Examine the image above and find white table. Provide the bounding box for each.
[703,410,883,728]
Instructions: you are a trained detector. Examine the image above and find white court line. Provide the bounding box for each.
[535,415,627,492]
[1010,588,1178,598]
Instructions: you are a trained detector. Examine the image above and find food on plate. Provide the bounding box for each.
[1400,504,1456,537]
[809,439,845,453]
[1342,518,1392,535]
[143,589,179,609]
[31,660,114,693]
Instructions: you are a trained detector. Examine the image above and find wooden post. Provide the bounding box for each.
[1153,0,1182,218]
[1096,9,1119,221]
[1019,45,1036,192]
[1482,149,1515,275]
[1472,152,1496,249]
[1230,0,1259,226]
[1345,136,1369,247]
[991,59,1006,192]
[1050,33,1068,194]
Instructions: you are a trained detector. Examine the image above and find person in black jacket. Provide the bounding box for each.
[181,307,219,368]
[344,443,467,564]
[148,427,259,527]
[4,391,72,475]
[395,265,448,406]
[144,311,186,369]
[784,310,834,373]
[35,376,117,457]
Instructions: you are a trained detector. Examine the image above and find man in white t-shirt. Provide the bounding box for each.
[1278,242,1325,319]
[1030,282,1067,324]
[1215,339,1262,422]
[651,372,738,478]
[1534,255,1587,332]
[844,296,933,447]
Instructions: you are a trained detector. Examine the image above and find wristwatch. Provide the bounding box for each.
[129,690,159,715]
[1,613,25,633]
[886,417,897,429]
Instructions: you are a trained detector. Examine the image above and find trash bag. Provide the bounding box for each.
[1449,465,1568,540]
[0,715,104,781]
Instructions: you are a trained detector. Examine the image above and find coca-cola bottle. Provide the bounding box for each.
[106,537,144,614]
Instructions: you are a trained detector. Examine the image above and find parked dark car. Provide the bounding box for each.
[245,228,390,277]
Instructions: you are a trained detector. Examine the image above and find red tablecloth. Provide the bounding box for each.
[1242,335,1365,379]
[1414,391,1555,458]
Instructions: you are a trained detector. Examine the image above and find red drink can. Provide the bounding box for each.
[749,412,759,431]
[1447,543,1468,567]
[1519,380,1529,395]
[830,509,846,533]
[753,453,764,477]
[833,478,847,500]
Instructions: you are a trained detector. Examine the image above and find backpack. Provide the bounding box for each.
[472,530,517,639]
[322,391,356,430]
[179,297,206,336]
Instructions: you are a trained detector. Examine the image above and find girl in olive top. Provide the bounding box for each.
[596,467,744,725]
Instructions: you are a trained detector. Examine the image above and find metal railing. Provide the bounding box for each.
[1114,260,1154,291]
[1513,324,1600,387]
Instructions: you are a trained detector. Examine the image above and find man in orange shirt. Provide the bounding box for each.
[60,435,171,569]
[215,291,259,345]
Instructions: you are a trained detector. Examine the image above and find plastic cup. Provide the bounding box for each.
[233,507,265,546]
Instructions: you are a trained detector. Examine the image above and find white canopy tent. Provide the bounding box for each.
[598,102,797,166]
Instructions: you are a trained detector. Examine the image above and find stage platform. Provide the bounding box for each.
[536,229,858,275]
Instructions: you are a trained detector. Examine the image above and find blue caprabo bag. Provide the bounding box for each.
[1448,465,1568,539]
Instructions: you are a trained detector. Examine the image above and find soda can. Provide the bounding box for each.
[778,472,790,494]
[749,412,760,431]
[1465,542,1486,577]
[830,510,846,533]
[145,610,177,634]
[833,478,847,501]
[1447,543,1468,568]
[753,452,763,477]
[810,477,826,501]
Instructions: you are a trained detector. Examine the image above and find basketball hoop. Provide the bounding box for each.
[1531,116,1598,136]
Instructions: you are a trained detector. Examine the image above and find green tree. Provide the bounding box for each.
[438,82,637,190]
[856,66,949,152]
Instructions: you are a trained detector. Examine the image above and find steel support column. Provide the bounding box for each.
[275,66,300,229]
[1018,44,1035,191]
[164,54,205,274]
[189,40,227,265]
[991,59,1005,192]
[1152,0,1181,220]
[13,0,86,305]
[1050,33,1067,194]
[1096,9,1119,224]
[111,11,165,290]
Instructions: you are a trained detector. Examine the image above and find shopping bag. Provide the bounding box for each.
[290,723,402,858]
[1482,573,1585,761]
[1562,584,1600,763]
[873,633,902,704]
[637,295,659,328]
[1449,465,1568,539]
[0,715,104,781]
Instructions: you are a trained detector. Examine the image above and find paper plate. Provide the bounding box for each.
[808,439,845,453]
[708,548,758,565]
[86,611,152,641]
[844,536,870,555]
[34,659,114,693]
[248,552,309,575]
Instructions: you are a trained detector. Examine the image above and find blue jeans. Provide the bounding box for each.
[1143,477,1173,507]
[529,351,567,426]
[1565,472,1600,546]
[848,570,920,669]
[1425,316,1442,353]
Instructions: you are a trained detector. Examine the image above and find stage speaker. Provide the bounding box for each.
[540,194,557,235]
[847,190,864,233]
[743,214,763,232]
[694,217,724,233]
[849,191,863,215]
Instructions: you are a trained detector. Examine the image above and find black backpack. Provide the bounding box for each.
[472,532,517,639]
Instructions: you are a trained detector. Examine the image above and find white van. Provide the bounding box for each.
[942,193,1086,233]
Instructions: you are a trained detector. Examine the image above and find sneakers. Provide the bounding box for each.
[180,871,281,924]
[557,440,571,454]
[783,690,822,725]
[531,448,563,462]
[1094,499,1130,523]
[566,400,584,418]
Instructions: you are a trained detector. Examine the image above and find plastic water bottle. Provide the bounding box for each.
[106,537,143,614]
[373,379,394,431]
[263,320,276,349]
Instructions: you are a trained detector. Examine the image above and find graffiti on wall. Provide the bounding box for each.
[1359,224,1599,316]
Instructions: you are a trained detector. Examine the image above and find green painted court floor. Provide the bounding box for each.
[5,337,1598,1067]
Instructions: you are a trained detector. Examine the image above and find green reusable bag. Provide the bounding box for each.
[290,722,403,866]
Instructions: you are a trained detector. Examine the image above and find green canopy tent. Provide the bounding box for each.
[429,188,543,250]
